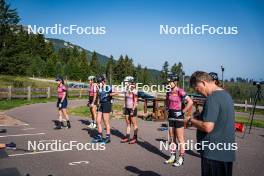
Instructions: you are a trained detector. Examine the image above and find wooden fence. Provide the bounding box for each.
[0,86,89,100]
[0,86,263,111]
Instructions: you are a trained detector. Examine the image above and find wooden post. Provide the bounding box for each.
[245,100,248,112]
[79,88,82,98]
[47,87,51,99]
[144,99,147,114]
[8,86,12,100]
[27,86,31,101]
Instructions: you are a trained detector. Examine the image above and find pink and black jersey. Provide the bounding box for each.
[57,85,67,99]
[166,88,186,110]
[89,83,97,97]
[124,90,137,109]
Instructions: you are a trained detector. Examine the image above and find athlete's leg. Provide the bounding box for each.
[97,111,103,134]
[176,127,185,155]
[173,127,185,167]
[121,115,131,143]
[129,116,138,144]
[102,112,111,143]
[103,113,110,135]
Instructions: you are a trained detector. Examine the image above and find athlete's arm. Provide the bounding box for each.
[61,91,66,102]
[133,95,138,110]
[182,96,193,113]
[92,92,97,104]
[110,92,119,96]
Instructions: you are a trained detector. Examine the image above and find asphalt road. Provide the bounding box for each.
[0,100,263,176]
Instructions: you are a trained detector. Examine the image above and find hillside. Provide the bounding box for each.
[46,38,110,66]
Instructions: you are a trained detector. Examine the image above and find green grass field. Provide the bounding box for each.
[0,75,57,88]
[68,105,264,128]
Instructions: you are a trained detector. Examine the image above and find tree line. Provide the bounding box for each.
[0,0,185,85]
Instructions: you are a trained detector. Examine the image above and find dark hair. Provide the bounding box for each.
[190,71,213,88]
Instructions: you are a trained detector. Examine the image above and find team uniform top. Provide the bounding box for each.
[57,85,67,99]
[166,88,187,110]
[124,90,137,109]
[89,83,97,97]
[98,85,112,103]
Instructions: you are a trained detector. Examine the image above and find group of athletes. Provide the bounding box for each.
[54,72,220,168]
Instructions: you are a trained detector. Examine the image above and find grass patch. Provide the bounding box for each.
[235,116,264,128]
[69,106,90,117]
[68,102,144,118]
[0,98,57,111]
[0,97,88,111]
[0,75,57,88]
[235,106,264,115]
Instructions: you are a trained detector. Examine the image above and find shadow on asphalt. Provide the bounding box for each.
[82,128,98,138]
[125,166,161,176]
[52,120,60,127]
[110,127,125,139]
[0,168,22,176]
[137,139,168,160]
[79,119,91,126]
[0,149,8,159]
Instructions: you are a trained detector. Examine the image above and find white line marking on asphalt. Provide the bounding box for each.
[21,128,35,130]
[0,124,29,127]
[0,133,45,138]
[8,149,71,157]
[69,161,90,166]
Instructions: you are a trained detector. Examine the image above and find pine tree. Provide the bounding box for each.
[160,61,169,81]
[90,51,100,75]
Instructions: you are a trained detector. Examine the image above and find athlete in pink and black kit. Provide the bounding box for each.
[55,77,71,129]
[87,76,98,129]
[121,76,138,144]
[164,74,193,167]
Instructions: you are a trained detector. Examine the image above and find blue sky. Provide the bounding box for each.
[9,0,264,80]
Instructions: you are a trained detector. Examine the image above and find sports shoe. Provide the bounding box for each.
[88,122,95,128]
[102,137,111,144]
[66,121,71,129]
[0,129,7,133]
[173,156,184,167]
[92,137,103,143]
[129,137,137,144]
[164,154,176,164]
[6,142,16,149]
[92,123,97,129]
[121,137,130,143]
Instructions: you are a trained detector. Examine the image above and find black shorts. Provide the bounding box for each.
[168,109,184,128]
[98,102,112,113]
[88,96,97,105]
[57,98,68,109]
[201,157,233,176]
[123,108,137,117]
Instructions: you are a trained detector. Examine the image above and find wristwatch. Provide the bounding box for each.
[187,117,193,126]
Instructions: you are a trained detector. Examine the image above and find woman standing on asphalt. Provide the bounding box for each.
[121,76,138,144]
[54,77,71,129]
[164,74,193,167]
[87,76,98,129]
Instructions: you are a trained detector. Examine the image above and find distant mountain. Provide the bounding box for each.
[46,38,110,65]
